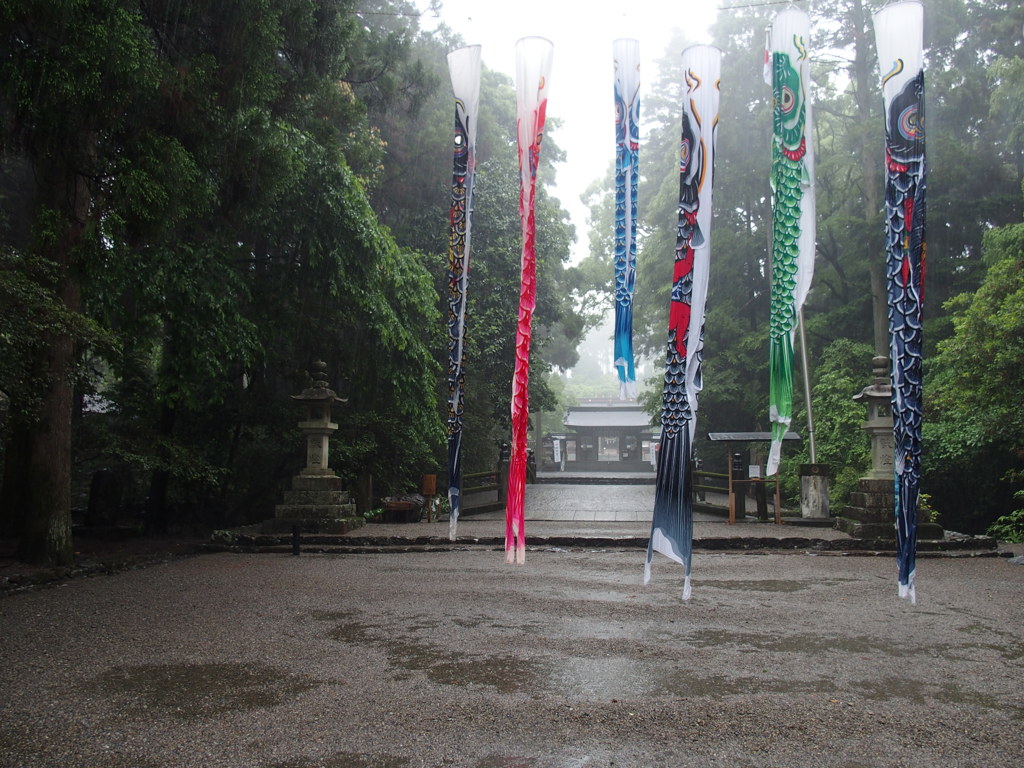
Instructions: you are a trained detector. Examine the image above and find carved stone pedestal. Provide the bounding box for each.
[839,477,943,540]
[799,463,830,519]
[264,475,359,534]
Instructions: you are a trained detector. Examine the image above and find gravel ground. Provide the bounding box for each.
[1,548,1022,767]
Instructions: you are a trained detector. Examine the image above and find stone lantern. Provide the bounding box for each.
[853,355,895,480]
[838,356,896,537]
[292,360,345,478]
[841,355,941,540]
[264,361,360,534]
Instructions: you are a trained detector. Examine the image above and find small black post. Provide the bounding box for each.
[497,441,511,504]
[292,525,301,556]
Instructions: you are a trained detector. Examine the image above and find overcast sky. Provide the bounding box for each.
[417,0,719,264]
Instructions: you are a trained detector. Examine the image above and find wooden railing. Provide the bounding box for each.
[462,469,499,495]
[694,469,728,499]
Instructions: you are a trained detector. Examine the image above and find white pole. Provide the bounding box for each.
[798,307,817,463]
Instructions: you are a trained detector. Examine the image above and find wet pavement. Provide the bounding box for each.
[2,480,1020,766]
[1,546,1022,767]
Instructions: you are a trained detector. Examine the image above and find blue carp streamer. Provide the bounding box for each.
[613,39,640,399]
[875,1,926,603]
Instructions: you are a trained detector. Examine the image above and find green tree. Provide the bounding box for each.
[779,339,873,506]
[0,0,168,563]
[924,219,1024,533]
[1,0,445,560]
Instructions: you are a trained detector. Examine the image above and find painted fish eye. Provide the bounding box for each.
[781,86,796,114]
[679,139,691,171]
[454,134,464,146]
[899,105,922,140]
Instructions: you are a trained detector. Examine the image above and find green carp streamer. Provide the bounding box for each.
[768,46,809,472]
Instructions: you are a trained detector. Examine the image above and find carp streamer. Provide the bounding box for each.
[507,37,553,565]
[613,38,640,399]
[645,45,721,600]
[765,8,816,476]
[875,1,926,603]
[445,45,481,541]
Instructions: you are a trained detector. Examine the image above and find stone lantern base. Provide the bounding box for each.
[835,354,944,541]
[262,474,362,535]
[837,478,944,541]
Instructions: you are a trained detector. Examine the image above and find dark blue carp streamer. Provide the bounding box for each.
[445,46,481,541]
[645,45,720,600]
[876,1,926,603]
[613,39,640,399]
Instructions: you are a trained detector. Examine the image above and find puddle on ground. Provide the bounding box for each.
[546,656,832,699]
[683,629,924,657]
[95,662,318,720]
[704,578,854,593]
[474,757,539,768]
[853,677,1019,714]
[660,669,830,697]
[976,642,1024,661]
[271,754,409,768]
[325,617,375,645]
[317,612,545,693]
[374,637,545,694]
[426,656,543,694]
[959,623,1024,659]
[312,610,1024,713]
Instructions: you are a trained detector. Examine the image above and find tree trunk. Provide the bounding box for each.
[850,0,887,359]
[19,304,77,565]
[0,420,32,539]
[17,157,90,566]
[145,402,177,534]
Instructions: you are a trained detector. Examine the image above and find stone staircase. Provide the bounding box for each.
[261,474,362,535]
[837,477,944,540]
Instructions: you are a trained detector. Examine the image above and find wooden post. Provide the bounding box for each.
[422,474,436,523]
[728,452,736,525]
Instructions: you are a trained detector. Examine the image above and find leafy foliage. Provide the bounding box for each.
[778,339,873,507]
[1,0,449,555]
[986,503,1024,543]
[924,221,1024,533]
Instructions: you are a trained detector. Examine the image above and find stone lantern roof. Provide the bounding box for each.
[291,360,347,405]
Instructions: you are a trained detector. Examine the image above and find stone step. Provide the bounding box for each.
[290,475,346,492]
[849,490,895,512]
[842,505,893,524]
[835,516,946,541]
[274,504,356,520]
[209,528,1000,554]
[259,517,363,535]
[282,489,351,505]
